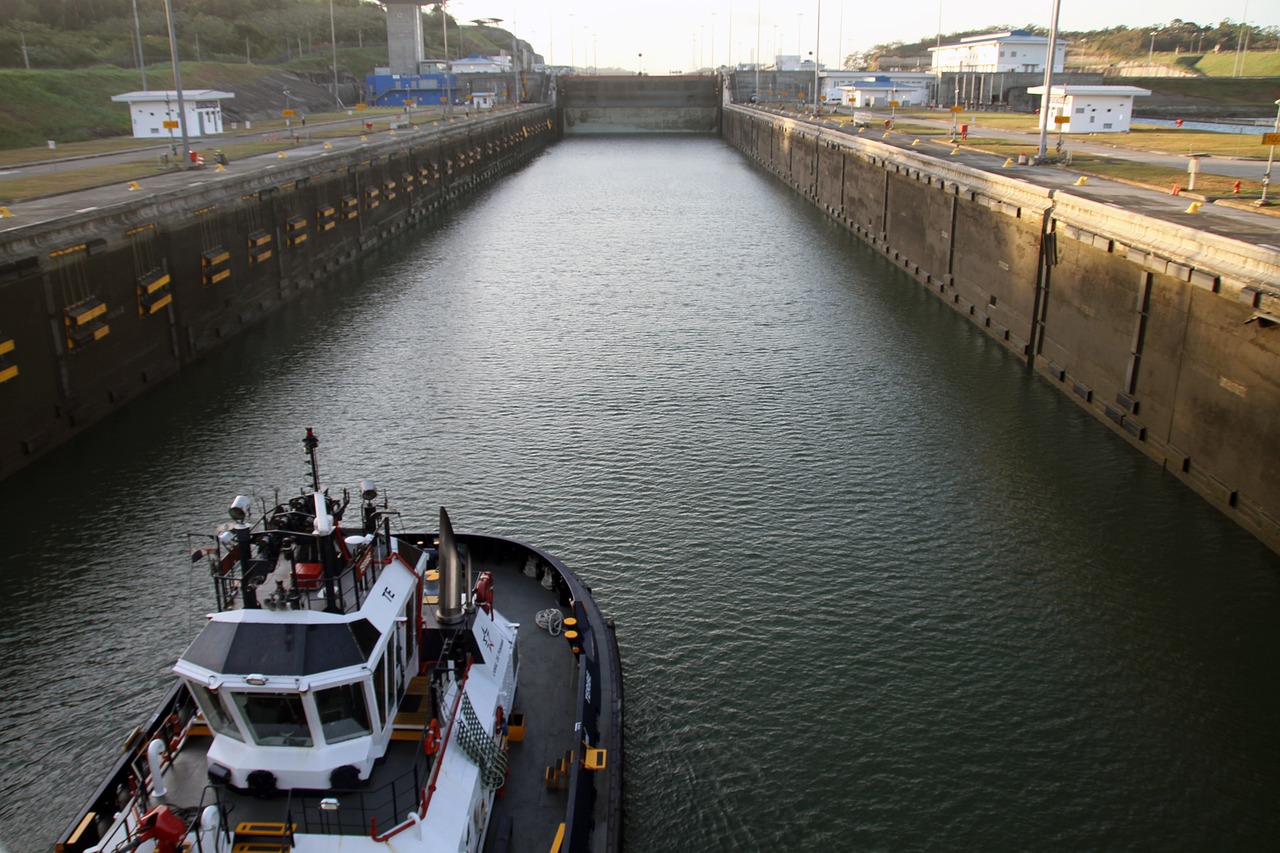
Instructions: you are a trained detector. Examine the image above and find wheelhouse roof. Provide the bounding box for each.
[180,617,381,676]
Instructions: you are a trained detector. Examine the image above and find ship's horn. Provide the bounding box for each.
[436,506,464,625]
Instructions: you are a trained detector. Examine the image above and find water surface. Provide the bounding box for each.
[1,135,1277,852]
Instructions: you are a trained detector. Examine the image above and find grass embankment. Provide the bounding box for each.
[1176,52,1280,78]
[0,53,388,151]
[0,67,140,148]
[0,106,473,204]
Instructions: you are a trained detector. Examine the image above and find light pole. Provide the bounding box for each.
[754,0,761,97]
[329,0,340,108]
[161,0,190,168]
[1035,0,1062,160]
[1149,30,1157,61]
[131,0,148,90]
[1259,98,1280,206]
[812,0,821,114]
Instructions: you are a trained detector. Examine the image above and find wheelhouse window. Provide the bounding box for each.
[373,652,389,726]
[315,682,373,744]
[232,692,314,747]
[189,682,242,741]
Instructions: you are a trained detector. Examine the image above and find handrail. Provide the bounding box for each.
[370,661,472,842]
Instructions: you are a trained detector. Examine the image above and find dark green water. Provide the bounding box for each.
[1,136,1277,851]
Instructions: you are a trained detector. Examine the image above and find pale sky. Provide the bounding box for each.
[437,0,1277,74]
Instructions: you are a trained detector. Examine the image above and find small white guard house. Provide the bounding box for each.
[111,89,235,139]
[835,76,931,108]
[1027,85,1151,133]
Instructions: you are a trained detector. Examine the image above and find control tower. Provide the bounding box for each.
[384,0,425,76]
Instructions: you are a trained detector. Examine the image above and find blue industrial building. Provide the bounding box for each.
[365,72,458,107]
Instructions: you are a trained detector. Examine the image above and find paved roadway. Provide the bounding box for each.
[840,109,1273,181]
[761,106,1280,250]
[0,110,476,242]
[2,107,1277,252]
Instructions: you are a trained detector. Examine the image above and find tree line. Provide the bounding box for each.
[0,0,518,69]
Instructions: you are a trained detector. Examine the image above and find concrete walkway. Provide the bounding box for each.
[757,106,1280,250]
[2,107,1277,252]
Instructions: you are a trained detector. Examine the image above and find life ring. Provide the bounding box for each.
[424,719,441,756]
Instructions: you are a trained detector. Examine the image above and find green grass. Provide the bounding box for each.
[0,61,371,151]
[0,67,142,148]
[1185,52,1280,78]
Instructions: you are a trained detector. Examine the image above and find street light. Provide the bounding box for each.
[161,0,190,169]
[1259,98,1280,206]
[329,0,340,109]
[812,0,822,115]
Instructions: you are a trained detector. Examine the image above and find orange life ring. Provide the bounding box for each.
[424,719,441,755]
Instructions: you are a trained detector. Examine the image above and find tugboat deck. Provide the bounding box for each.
[148,547,616,853]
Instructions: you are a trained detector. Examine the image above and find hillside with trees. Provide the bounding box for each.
[850,19,1280,75]
[0,0,523,70]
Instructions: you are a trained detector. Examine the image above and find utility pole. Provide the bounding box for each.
[131,0,148,89]
[162,0,190,168]
[329,0,341,108]
[1035,0,1062,161]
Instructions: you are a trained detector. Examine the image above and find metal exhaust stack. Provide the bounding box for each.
[436,506,464,625]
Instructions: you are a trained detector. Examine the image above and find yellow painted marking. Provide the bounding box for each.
[68,302,106,324]
[141,273,170,293]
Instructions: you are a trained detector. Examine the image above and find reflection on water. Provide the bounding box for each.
[1,136,1277,852]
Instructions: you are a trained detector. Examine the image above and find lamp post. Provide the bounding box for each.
[812,0,821,115]
[131,0,148,90]
[329,0,340,108]
[1034,0,1062,160]
[1259,98,1280,206]
[754,0,761,98]
[161,0,190,168]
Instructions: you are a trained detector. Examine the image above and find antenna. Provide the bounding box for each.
[303,428,321,492]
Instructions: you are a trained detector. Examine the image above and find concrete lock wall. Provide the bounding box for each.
[0,106,557,479]
[721,104,1280,555]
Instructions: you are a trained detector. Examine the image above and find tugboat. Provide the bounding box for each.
[54,430,622,853]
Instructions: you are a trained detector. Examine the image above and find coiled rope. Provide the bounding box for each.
[535,609,564,636]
